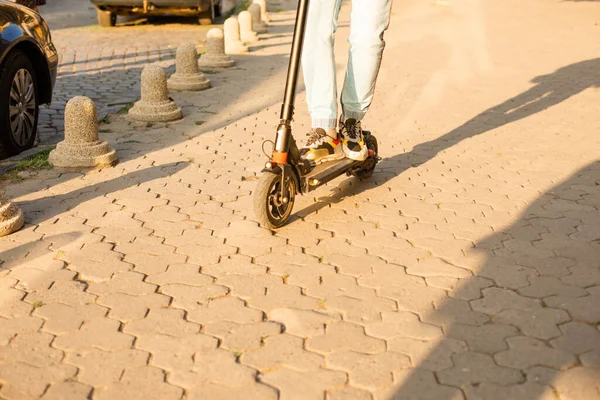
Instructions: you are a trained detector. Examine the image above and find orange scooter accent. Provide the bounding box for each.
[272,151,288,164]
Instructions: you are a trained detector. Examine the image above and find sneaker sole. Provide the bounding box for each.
[342,143,368,161]
[315,150,345,165]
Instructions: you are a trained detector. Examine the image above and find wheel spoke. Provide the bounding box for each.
[10,114,20,133]
[10,82,20,103]
[24,82,34,103]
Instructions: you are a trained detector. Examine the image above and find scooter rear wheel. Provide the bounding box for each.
[254,171,296,229]
[354,135,378,179]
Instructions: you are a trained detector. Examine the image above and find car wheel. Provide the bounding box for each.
[97,9,117,27]
[0,50,38,156]
[198,11,213,25]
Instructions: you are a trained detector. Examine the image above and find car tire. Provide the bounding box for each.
[97,9,117,27]
[0,50,38,157]
[198,11,213,25]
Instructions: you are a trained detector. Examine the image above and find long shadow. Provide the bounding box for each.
[387,160,600,399]
[296,58,600,217]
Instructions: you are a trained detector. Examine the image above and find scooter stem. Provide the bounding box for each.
[280,0,310,123]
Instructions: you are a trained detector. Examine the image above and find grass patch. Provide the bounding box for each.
[200,69,217,74]
[195,120,206,126]
[200,110,217,115]
[117,103,134,114]
[99,115,111,124]
[1,148,54,181]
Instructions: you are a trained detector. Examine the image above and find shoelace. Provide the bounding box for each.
[343,120,360,140]
[305,129,328,146]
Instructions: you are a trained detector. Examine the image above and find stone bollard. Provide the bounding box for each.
[238,11,258,43]
[253,0,270,23]
[0,194,24,237]
[224,17,248,54]
[129,65,183,122]
[167,43,211,91]
[49,96,118,168]
[248,4,267,34]
[198,28,236,68]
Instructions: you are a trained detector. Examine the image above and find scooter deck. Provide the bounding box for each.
[304,158,360,190]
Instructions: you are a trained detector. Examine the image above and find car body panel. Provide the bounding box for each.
[90,0,215,14]
[0,0,58,104]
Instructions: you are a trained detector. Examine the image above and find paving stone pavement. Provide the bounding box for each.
[2,0,600,399]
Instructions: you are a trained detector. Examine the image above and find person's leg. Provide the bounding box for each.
[301,0,343,133]
[299,0,345,164]
[341,0,392,121]
[338,0,392,160]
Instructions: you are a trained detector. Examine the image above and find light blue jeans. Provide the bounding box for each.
[302,0,393,129]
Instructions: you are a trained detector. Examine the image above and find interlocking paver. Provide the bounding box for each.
[248,284,321,312]
[446,323,520,354]
[374,369,465,400]
[124,307,200,337]
[422,297,489,327]
[518,276,588,298]
[470,287,541,315]
[495,308,570,340]
[437,352,524,386]
[204,321,281,352]
[169,348,257,388]
[260,369,348,400]
[41,381,93,400]
[241,334,324,372]
[24,280,97,308]
[160,282,228,310]
[388,337,467,371]
[269,308,342,338]
[0,361,77,400]
[326,351,410,390]
[188,296,264,325]
[53,318,134,351]
[326,387,373,400]
[34,303,107,335]
[549,322,600,355]
[87,271,157,296]
[365,312,442,341]
[0,332,63,367]
[98,292,171,321]
[94,366,183,400]
[186,382,279,400]
[495,336,577,370]
[64,348,150,386]
[0,316,43,345]
[545,286,600,323]
[307,322,386,355]
[462,382,558,400]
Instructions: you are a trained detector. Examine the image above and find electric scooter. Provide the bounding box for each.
[253,0,380,229]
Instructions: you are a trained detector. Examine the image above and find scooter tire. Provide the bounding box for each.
[254,171,296,229]
[355,135,378,179]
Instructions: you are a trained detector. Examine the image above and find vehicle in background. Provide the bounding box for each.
[89,0,222,27]
[0,1,58,157]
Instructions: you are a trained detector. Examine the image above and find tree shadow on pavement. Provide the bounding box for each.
[296,58,600,217]
[385,160,600,399]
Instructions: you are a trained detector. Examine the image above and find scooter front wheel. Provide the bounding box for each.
[254,171,296,229]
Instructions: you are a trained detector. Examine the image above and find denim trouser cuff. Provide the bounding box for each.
[343,109,366,121]
[312,118,338,129]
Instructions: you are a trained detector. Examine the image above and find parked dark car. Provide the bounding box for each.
[90,0,222,27]
[0,1,58,158]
